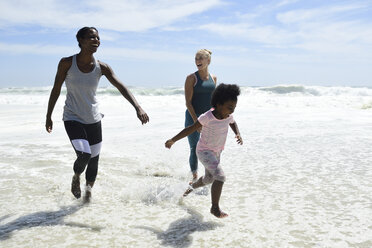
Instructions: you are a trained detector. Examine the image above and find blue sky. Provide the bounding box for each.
[0,0,371,87]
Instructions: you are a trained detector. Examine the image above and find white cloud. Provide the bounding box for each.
[0,0,223,31]
[294,21,372,56]
[276,3,366,24]
[276,0,299,7]
[98,46,190,61]
[0,42,75,55]
[199,22,295,48]
[0,41,191,62]
[0,40,264,68]
[199,1,372,55]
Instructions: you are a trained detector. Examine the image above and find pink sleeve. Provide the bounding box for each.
[198,112,210,126]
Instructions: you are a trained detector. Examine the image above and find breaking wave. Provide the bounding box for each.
[0,85,371,97]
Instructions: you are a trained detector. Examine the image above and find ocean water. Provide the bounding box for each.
[0,85,371,248]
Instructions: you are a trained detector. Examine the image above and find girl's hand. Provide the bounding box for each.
[236,134,243,145]
[46,118,53,133]
[165,139,175,149]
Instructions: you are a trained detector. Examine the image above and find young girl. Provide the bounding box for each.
[165,84,242,218]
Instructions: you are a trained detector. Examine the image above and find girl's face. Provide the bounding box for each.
[195,53,210,70]
[216,100,237,119]
[80,29,100,53]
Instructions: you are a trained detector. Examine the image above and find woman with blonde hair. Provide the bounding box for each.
[184,49,216,181]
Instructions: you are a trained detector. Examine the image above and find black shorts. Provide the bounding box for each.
[64,120,102,157]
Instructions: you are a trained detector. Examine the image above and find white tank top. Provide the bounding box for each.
[63,54,103,124]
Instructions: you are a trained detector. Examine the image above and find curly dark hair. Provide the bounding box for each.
[211,83,240,108]
[76,27,98,48]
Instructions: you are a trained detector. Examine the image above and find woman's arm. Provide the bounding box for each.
[229,121,243,145]
[100,61,149,124]
[165,121,202,148]
[184,74,198,122]
[212,74,217,85]
[45,57,71,133]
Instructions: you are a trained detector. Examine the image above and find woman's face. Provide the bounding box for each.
[195,52,210,70]
[80,29,100,53]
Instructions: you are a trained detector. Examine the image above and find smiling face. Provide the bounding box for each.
[79,29,100,53]
[195,52,210,70]
[215,100,237,119]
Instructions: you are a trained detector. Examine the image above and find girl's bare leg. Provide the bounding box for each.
[183,177,205,197]
[210,180,228,218]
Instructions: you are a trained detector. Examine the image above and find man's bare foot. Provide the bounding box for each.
[71,175,81,199]
[83,185,92,203]
[210,206,228,218]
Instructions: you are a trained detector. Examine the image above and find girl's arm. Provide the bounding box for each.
[100,61,149,124]
[45,57,71,133]
[229,121,243,145]
[165,121,202,149]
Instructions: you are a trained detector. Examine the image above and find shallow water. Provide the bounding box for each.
[0,86,371,247]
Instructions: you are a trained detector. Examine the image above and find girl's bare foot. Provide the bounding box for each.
[183,182,194,197]
[71,175,81,199]
[210,206,228,218]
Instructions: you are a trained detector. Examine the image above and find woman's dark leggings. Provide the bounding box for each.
[185,111,200,173]
[64,121,102,182]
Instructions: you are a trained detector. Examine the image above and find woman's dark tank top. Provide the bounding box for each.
[191,71,216,115]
